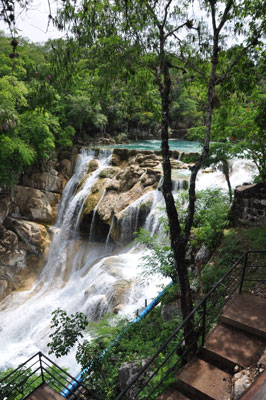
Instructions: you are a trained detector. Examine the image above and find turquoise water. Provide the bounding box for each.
[106,139,202,153]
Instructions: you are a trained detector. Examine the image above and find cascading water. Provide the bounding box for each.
[0,149,167,374]
[0,146,257,374]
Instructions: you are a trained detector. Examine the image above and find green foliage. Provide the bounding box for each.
[192,189,230,250]
[0,365,68,400]
[17,111,55,159]
[0,367,42,400]
[48,290,182,399]
[201,229,243,292]
[48,308,88,358]
[136,228,177,282]
[0,135,35,186]
[242,227,266,251]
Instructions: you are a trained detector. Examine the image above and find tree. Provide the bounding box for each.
[51,0,266,347]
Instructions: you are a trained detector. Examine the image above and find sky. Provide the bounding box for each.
[0,1,64,43]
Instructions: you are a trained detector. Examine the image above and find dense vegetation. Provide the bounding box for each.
[1,0,266,398]
[1,2,266,187]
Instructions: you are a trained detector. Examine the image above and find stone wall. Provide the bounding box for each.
[231,182,266,227]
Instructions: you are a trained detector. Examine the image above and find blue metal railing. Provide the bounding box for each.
[61,282,173,397]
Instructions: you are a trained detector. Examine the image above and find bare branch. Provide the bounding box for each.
[162,0,173,28]
[216,0,234,34]
[165,21,188,40]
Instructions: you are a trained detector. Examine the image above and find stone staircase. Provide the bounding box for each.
[25,383,65,400]
[159,293,266,400]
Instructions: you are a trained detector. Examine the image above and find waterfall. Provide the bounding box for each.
[0,149,168,374]
[0,147,257,374]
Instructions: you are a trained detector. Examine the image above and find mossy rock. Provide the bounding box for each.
[99,167,120,179]
[83,194,99,215]
[88,159,99,172]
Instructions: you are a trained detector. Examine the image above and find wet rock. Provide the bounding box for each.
[97,190,119,223]
[107,279,131,310]
[87,159,99,172]
[119,165,145,192]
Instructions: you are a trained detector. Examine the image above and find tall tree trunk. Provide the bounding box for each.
[158,29,194,347]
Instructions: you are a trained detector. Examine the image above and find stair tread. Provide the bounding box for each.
[25,383,65,400]
[202,323,266,369]
[220,294,266,338]
[176,359,232,400]
[158,388,191,399]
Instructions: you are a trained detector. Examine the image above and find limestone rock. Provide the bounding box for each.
[98,166,120,179]
[97,190,119,223]
[195,245,211,265]
[0,224,20,266]
[88,159,99,172]
[258,347,266,368]
[22,172,67,194]
[118,359,150,399]
[10,185,60,224]
[232,369,253,399]
[107,279,131,310]
[116,191,154,243]
[161,301,181,322]
[140,169,161,187]
[5,218,50,255]
[0,195,10,224]
[119,165,145,192]
[58,159,72,178]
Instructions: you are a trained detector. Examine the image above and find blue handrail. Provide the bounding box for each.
[60,281,173,397]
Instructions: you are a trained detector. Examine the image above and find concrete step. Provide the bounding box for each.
[201,323,266,371]
[219,294,266,339]
[175,359,232,400]
[157,388,191,399]
[25,383,65,400]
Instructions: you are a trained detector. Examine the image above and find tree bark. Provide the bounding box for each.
[158,27,194,347]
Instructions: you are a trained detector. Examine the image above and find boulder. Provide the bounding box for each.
[119,165,145,192]
[195,245,211,265]
[161,301,181,322]
[88,159,99,173]
[10,186,60,224]
[106,279,131,311]
[97,190,119,223]
[118,359,150,399]
[5,218,50,255]
[232,369,253,399]
[140,169,161,187]
[0,224,21,266]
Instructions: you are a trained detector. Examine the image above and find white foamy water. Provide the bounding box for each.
[0,150,168,374]
[0,150,257,374]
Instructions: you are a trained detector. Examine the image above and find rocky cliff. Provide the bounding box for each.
[0,147,192,301]
[0,150,74,300]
